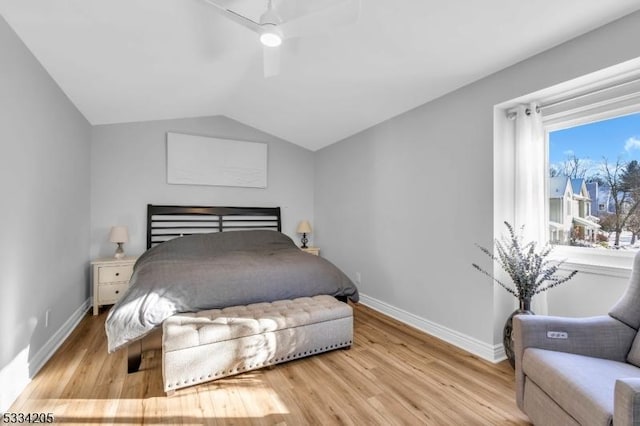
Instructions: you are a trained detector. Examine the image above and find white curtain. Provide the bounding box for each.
[513,103,548,314]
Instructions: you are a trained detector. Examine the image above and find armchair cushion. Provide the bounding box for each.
[610,253,640,330]
[523,348,640,426]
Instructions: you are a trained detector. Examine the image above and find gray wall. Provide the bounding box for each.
[548,271,628,318]
[315,11,640,348]
[0,15,91,406]
[91,117,315,258]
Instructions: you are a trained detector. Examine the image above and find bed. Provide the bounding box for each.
[105,204,359,373]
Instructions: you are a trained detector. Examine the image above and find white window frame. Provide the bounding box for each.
[495,59,640,277]
[544,103,640,272]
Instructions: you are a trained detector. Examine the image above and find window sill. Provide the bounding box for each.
[550,245,634,278]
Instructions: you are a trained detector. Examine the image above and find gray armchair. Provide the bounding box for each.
[513,253,640,426]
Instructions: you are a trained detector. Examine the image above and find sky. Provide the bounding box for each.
[549,112,640,178]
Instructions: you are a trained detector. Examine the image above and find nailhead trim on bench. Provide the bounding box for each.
[166,339,354,389]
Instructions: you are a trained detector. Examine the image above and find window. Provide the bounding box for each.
[548,112,640,250]
[496,64,640,272]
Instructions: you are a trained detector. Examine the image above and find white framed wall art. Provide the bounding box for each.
[167,132,267,188]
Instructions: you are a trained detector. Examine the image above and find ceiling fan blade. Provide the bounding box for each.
[263,46,281,78]
[203,0,262,34]
[280,0,361,39]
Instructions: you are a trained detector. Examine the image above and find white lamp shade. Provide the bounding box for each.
[296,220,312,234]
[109,226,129,243]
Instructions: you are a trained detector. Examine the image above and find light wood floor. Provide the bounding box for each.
[10,303,531,425]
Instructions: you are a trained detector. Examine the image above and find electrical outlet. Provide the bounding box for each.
[546,331,568,339]
[45,310,51,328]
[355,272,361,284]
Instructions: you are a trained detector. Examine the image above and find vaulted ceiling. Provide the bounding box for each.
[2,0,640,150]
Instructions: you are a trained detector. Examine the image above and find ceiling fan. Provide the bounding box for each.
[203,0,361,77]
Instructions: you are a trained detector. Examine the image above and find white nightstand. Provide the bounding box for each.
[301,247,320,256]
[91,256,137,315]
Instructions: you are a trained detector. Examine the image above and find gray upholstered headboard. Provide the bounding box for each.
[146,204,281,249]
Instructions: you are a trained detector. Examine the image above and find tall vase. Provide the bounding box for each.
[503,298,534,369]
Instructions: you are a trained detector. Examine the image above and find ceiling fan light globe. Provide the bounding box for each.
[260,31,282,47]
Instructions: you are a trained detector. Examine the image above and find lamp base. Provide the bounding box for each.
[114,242,125,259]
[300,233,308,249]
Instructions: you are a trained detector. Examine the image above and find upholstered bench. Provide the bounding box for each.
[162,295,353,393]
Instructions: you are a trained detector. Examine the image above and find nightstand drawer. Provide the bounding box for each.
[92,256,137,315]
[98,283,128,304]
[98,264,133,283]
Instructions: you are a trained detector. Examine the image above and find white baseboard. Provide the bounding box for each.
[358,293,506,363]
[29,298,91,375]
[0,347,30,413]
[0,298,90,412]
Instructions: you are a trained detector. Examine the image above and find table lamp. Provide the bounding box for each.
[296,220,312,249]
[109,226,129,259]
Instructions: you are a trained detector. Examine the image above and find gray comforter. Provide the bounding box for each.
[105,230,358,352]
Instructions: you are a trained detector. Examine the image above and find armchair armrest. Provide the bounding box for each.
[513,315,636,409]
[615,378,640,426]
